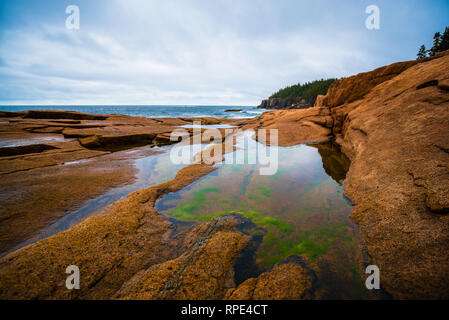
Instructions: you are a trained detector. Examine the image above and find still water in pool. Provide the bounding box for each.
[156,140,372,299]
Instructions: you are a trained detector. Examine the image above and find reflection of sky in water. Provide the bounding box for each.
[178,124,236,129]
[64,159,91,165]
[0,136,66,147]
[159,144,345,223]
[157,138,368,299]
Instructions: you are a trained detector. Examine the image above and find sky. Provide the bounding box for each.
[0,0,448,106]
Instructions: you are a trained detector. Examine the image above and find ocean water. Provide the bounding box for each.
[0,105,266,119]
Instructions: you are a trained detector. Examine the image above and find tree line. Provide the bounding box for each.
[270,78,336,105]
[417,26,449,59]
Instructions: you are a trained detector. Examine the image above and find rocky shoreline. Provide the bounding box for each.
[0,51,448,299]
[257,97,312,109]
[0,111,240,254]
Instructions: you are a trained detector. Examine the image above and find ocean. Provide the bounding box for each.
[0,105,267,119]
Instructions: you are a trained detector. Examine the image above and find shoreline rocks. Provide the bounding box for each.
[0,111,241,254]
[224,109,242,112]
[0,163,218,299]
[257,97,312,109]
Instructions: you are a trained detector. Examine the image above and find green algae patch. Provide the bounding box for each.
[294,240,328,258]
[239,210,291,232]
[165,207,291,234]
[257,186,272,197]
[197,187,220,196]
[248,194,260,200]
[165,187,220,219]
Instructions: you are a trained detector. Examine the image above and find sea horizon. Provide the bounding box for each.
[0,104,265,119]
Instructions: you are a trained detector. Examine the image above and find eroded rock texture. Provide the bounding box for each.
[0,164,217,299]
[115,217,250,300]
[250,50,449,299]
[225,256,315,300]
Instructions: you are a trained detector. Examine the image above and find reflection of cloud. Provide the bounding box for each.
[279,145,322,167]
[0,0,398,105]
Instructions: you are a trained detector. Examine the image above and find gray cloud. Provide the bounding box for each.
[0,0,405,105]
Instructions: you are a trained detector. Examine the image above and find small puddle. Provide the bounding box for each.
[63,159,92,165]
[178,124,236,129]
[0,136,66,148]
[156,138,370,299]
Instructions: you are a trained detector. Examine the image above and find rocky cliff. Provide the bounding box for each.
[246,50,449,299]
[258,97,312,109]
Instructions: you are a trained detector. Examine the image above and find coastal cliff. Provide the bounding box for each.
[258,78,335,109]
[258,97,312,109]
[247,50,449,299]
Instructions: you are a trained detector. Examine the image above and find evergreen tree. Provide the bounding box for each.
[270,78,335,105]
[417,45,427,59]
[429,32,442,56]
[439,27,449,52]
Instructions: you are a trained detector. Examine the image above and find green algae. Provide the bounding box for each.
[162,164,354,267]
[166,207,291,233]
[255,220,354,267]
[166,187,220,219]
[156,142,364,298]
[257,186,272,197]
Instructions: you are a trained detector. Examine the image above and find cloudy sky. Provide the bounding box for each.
[0,0,448,106]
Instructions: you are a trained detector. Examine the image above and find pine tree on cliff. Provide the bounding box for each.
[429,32,442,56]
[439,27,449,51]
[417,45,427,59]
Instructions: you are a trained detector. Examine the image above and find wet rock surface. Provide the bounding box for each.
[0,143,59,157]
[0,164,217,299]
[0,112,239,254]
[115,215,315,300]
[115,216,250,300]
[225,256,315,300]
